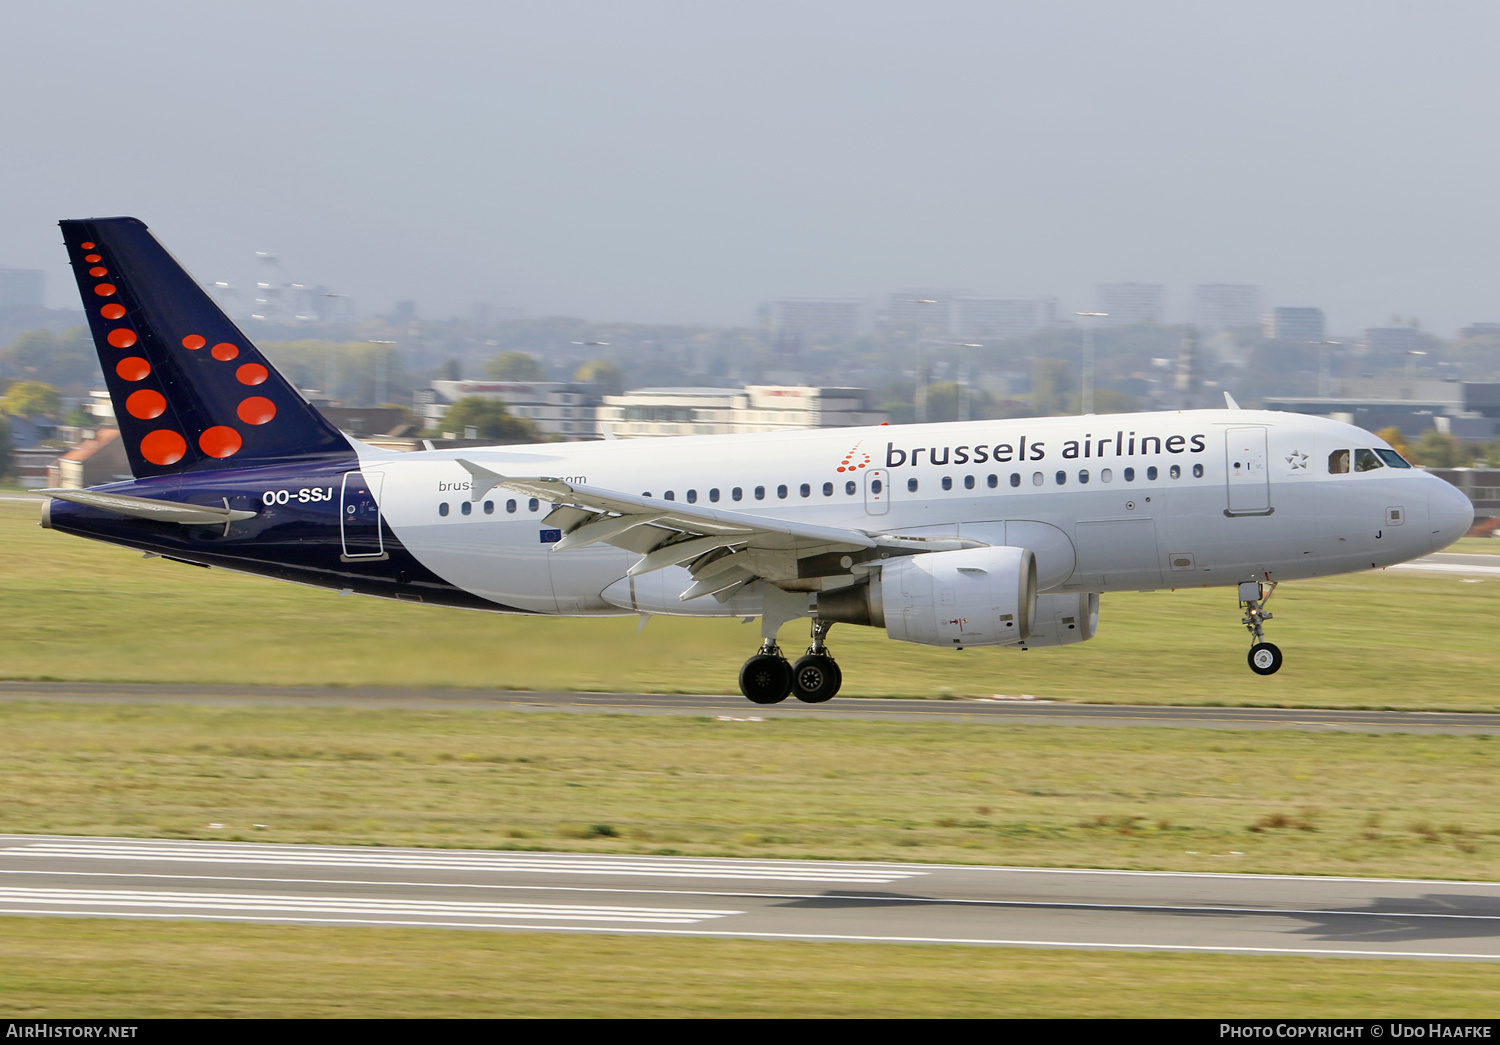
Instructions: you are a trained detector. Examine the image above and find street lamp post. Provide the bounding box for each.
[1076,312,1108,414]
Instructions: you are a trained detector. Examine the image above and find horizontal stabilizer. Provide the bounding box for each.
[40,488,257,527]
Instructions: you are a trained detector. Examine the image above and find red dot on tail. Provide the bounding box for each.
[140,429,186,466]
[85,254,101,263]
[182,335,206,350]
[116,357,150,381]
[89,266,108,277]
[237,396,276,425]
[199,426,242,458]
[211,342,239,361]
[101,303,126,320]
[126,389,166,420]
[107,328,137,349]
[236,363,268,386]
[94,283,116,297]
[80,242,95,250]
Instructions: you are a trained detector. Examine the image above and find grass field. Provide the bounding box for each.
[4,918,1498,1018]
[3,501,1495,708]
[5,701,1499,879]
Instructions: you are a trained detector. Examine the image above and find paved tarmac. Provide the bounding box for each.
[3,679,1498,733]
[3,835,1497,960]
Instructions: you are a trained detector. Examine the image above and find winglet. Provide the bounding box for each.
[1223,391,1241,410]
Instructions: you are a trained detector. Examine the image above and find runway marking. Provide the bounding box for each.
[2,871,1496,922]
[9,841,926,884]
[0,905,1495,960]
[0,887,738,924]
[1388,562,1500,577]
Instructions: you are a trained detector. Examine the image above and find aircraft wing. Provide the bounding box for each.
[455,460,976,602]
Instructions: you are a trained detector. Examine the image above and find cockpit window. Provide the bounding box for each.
[1375,448,1413,468]
[1354,448,1384,472]
[1328,449,1350,474]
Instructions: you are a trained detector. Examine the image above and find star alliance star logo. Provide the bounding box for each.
[1286,450,1309,469]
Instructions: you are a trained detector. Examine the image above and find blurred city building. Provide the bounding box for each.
[1264,307,1327,342]
[1095,283,1164,325]
[1193,284,1263,332]
[767,299,871,343]
[1265,380,1500,439]
[953,298,1048,340]
[418,379,599,439]
[597,385,887,438]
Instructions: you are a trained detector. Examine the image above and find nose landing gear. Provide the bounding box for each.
[738,619,844,704]
[1240,579,1283,676]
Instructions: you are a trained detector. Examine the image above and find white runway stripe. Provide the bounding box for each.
[10,842,924,883]
[0,887,739,924]
[1388,561,1500,576]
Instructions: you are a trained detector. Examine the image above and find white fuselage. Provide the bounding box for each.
[352,409,1472,618]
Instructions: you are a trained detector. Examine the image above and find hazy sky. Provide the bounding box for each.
[3,1,1498,334]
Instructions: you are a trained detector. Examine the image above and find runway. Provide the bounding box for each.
[3,679,1499,733]
[3,835,1498,961]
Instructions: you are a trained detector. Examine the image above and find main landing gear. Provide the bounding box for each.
[1239,580,1283,676]
[738,620,843,704]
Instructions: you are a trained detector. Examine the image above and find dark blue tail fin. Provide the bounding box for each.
[60,217,354,478]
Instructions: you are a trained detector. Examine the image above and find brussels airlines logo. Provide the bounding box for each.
[881,429,1208,468]
[836,442,872,473]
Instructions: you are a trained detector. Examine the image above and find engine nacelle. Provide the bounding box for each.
[1021,592,1099,648]
[873,546,1037,648]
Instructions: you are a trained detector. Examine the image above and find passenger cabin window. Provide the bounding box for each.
[1123,467,1135,481]
[461,501,472,516]
[686,489,697,503]
[1146,466,1158,480]
[528,498,540,512]
[823,482,834,496]
[777,484,788,499]
[709,488,720,502]
[871,478,883,494]
[506,499,517,513]
[1169,464,1181,479]
[1192,463,1204,478]
[988,474,999,488]
[1354,449,1384,472]
[908,477,919,492]
[732,487,744,500]
[1010,473,1021,487]
[664,491,675,500]
[941,476,952,491]
[1101,468,1113,483]
[483,500,494,514]
[1032,472,1043,486]
[1329,449,1350,474]
[1078,470,1089,484]
[1055,470,1066,485]
[799,483,810,498]
[438,502,449,517]
[755,486,765,500]
[845,480,856,495]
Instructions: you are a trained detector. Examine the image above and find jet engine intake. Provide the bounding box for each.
[867,546,1037,647]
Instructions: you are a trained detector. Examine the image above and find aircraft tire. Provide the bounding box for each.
[740,653,793,704]
[791,654,841,703]
[1247,642,1283,676]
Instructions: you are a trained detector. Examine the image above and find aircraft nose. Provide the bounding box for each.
[1427,477,1474,552]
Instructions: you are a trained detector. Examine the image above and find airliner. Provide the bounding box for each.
[40,218,1475,703]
